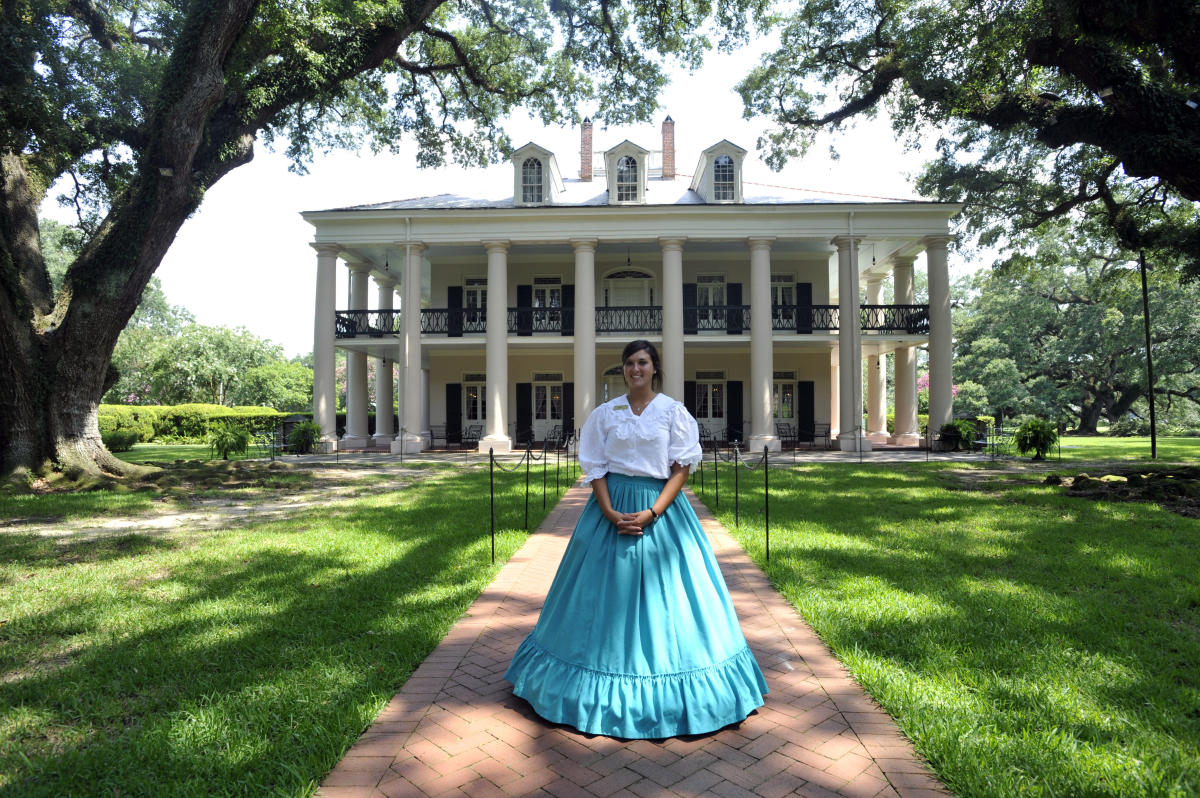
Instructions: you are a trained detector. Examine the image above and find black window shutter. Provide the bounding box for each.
[725,380,743,442]
[727,283,743,335]
[515,383,533,443]
[683,283,697,334]
[796,282,813,334]
[447,285,463,337]
[517,284,532,336]
[562,284,575,336]
[684,380,697,417]
[797,381,815,440]
[445,384,463,444]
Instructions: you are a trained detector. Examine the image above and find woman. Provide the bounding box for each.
[505,340,768,738]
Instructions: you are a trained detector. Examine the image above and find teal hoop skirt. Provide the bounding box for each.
[505,473,768,738]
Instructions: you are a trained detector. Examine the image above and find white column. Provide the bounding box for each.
[891,256,920,445]
[572,238,598,434]
[372,275,397,443]
[747,237,780,453]
[865,276,889,444]
[393,283,406,449]
[829,347,840,437]
[926,236,954,443]
[395,242,426,454]
[659,237,686,402]
[482,240,512,454]
[342,262,371,447]
[312,244,339,451]
[833,236,871,452]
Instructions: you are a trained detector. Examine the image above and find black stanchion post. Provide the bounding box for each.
[489,448,496,564]
[556,446,561,494]
[699,452,705,496]
[525,442,531,530]
[764,446,770,563]
[542,444,547,509]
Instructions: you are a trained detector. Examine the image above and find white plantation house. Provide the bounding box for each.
[302,117,959,454]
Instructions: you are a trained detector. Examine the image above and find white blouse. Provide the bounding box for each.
[578,393,704,484]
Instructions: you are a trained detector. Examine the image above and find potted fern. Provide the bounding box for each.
[1013,418,1058,461]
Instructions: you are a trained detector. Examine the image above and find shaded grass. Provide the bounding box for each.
[698,462,1200,798]
[0,463,559,797]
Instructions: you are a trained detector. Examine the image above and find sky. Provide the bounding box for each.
[40,44,970,358]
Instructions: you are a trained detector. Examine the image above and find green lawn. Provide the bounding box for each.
[1054,435,1200,463]
[115,442,269,464]
[0,463,558,797]
[699,462,1200,798]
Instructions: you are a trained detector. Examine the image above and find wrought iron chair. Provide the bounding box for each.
[775,421,798,450]
[461,424,483,450]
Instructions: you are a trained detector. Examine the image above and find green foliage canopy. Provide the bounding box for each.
[2,0,760,477]
[953,221,1200,432]
[738,0,1200,275]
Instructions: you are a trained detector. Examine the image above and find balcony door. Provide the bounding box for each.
[696,274,726,331]
[601,364,626,404]
[532,373,564,442]
[603,270,654,307]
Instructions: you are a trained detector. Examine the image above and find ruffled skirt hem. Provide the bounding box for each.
[507,636,767,739]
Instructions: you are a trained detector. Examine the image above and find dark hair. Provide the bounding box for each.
[621,339,663,392]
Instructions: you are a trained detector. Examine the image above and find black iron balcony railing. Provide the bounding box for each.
[335,303,931,339]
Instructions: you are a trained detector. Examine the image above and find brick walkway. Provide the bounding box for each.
[317,484,952,798]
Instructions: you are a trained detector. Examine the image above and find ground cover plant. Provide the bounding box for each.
[0,462,557,796]
[698,462,1200,797]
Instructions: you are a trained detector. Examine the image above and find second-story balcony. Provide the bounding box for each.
[334,304,930,339]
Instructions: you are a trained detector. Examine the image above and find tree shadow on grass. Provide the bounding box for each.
[0,470,546,797]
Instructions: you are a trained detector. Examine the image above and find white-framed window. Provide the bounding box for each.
[603,269,654,307]
[532,276,562,329]
[771,274,795,327]
[465,277,487,331]
[773,370,795,420]
[602,364,624,403]
[713,155,735,201]
[522,157,543,204]
[616,156,639,202]
[463,373,487,421]
[697,274,726,330]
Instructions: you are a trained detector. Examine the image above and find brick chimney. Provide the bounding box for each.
[661,115,675,179]
[580,117,593,181]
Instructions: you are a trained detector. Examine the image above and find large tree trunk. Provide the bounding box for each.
[0,0,259,482]
[1076,395,1107,434]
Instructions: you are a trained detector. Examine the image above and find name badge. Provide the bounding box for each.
[614,404,629,411]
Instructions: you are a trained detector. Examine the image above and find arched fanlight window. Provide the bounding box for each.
[616,156,638,202]
[713,155,735,201]
[522,157,543,203]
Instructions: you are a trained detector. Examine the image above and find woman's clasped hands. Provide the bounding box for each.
[607,509,652,536]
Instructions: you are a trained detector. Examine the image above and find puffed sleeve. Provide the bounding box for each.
[667,401,703,472]
[577,403,610,484]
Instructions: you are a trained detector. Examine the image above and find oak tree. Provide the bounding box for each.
[738,0,1200,274]
[1,0,752,480]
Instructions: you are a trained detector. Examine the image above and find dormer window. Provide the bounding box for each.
[616,157,638,202]
[713,155,735,201]
[690,140,747,204]
[603,140,650,205]
[511,142,563,207]
[522,158,543,203]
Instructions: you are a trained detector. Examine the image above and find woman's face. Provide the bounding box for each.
[623,349,655,390]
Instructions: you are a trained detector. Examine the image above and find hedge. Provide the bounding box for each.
[99,404,284,444]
